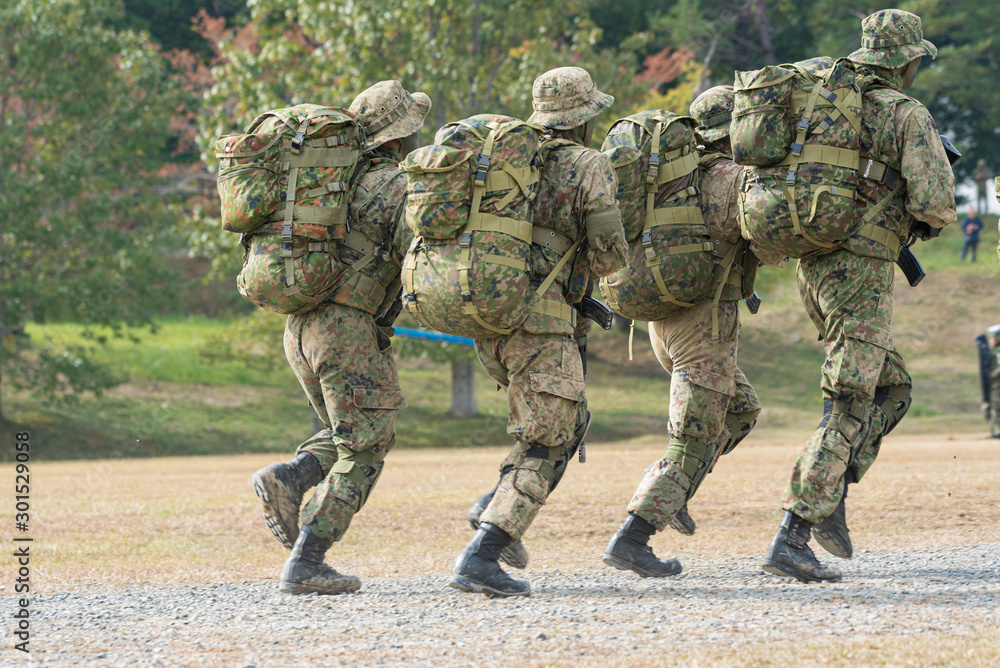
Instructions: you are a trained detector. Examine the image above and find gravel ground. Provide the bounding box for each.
[12,542,999,667]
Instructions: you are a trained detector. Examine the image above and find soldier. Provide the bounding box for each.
[763,10,956,583]
[602,86,775,577]
[450,66,628,597]
[987,325,1000,438]
[250,81,430,595]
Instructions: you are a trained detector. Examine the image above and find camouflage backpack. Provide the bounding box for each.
[400,115,580,338]
[598,111,718,322]
[214,104,386,314]
[732,57,902,259]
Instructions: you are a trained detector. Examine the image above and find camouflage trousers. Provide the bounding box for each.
[783,250,911,522]
[628,300,761,531]
[475,330,586,541]
[284,302,406,541]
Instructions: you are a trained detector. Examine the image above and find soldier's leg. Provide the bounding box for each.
[604,301,739,577]
[251,312,330,550]
[281,305,404,595]
[451,332,583,597]
[764,253,892,582]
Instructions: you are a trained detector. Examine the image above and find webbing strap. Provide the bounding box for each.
[268,206,348,227]
[827,90,863,135]
[401,238,428,324]
[708,241,741,339]
[861,177,904,224]
[343,270,387,307]
[534,232,583,301]
[790,79,824,157]
[483,253,530,272]
[656,150,699,185]
[302,180,349,198]
[807,184,855,223]
[340,229,384,272]
[646,206,705,229]
[464,213,533,243]
[469,123,499,217]
[280,162,301,296]
[532,227,573,255]
[645,122,663,220]
[777,144,860,170]
[856,223,901,255]
[531,298,576,324]
[283,147,359,169]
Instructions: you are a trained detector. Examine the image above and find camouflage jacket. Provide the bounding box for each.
[699,153,750,302]
[524,133,626,335]
[843,69,957,260]
[332,147,407,314]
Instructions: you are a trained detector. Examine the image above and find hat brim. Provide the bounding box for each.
[848,38,938,69]
[527,90,614,130]
[364,92,432,150]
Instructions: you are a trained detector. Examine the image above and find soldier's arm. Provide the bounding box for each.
[580,150,627,278]
[899,107,957,229]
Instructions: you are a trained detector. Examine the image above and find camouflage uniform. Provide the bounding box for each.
[626,87,763,534]
[764,10,956,583]
[451,67,627,597]
[251,81,430,595]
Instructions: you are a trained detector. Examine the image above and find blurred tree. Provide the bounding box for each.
[113,0,250,56]
[0,0,185,419]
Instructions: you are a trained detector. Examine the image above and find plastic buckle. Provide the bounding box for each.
[646,153,660,184]
[785,169,797,186]
[797,117,810,132]
[475,155,490,187]
[641,231,653,247]
[461,290,473,302]
[291,131,305,154]
[790,142,803,156]
[459,232,472,248]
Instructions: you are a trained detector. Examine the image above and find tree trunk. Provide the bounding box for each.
[449,359,478,418]
[752,0,776,64]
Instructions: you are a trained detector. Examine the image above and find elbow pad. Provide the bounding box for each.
[585,207,627,276]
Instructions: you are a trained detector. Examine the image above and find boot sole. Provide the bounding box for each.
[279,580,361,595]
[761,559,841,584]
[602,553,683,578]
[252,471,300,550]
[448,575,530,598]
[812,529,853,560]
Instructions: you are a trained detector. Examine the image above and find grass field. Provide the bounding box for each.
[2,213,999,461]
[3,432,998,665]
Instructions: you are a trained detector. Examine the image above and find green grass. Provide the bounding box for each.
[5,218,998,461]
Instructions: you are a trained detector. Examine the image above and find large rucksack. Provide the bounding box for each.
[215,104,383,314]
[400,115,580,338]
[598,111,719,323]
[732,58,902,259]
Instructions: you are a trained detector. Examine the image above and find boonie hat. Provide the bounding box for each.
[848,9,938,70]
[527,67,614,130]
[349,80,431,150]
[690,85,734,144]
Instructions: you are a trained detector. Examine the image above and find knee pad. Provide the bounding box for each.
[819,397,872,449]
[328,449,384,510]
[664,437,717,496]
[721,407,760,456]
[874,385,911,436]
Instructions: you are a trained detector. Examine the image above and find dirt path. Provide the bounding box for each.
[3,432,999,666]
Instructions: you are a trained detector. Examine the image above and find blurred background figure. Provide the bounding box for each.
[973,159,991,213]
[977,325,1000,438]
[960,207,983,262]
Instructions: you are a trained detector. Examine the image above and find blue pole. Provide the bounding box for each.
[393,327,475,346]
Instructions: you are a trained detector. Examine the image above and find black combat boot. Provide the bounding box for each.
[279,525,361,595]
[449,523,531,598]
[669,504,696,536]
[603,513,683,578]
[252,452,325,549]
[813,470,854,559]
[466,487,530,570]
[762,511,842,583]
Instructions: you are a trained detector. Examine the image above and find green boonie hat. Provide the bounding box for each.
[690,85,734,144]
[847,9,938,70]
[527,66,614,130]
[349,80,431,150]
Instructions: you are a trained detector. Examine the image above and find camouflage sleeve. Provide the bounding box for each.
[899,106,956,229]
[383,171,411,260]
[579,150,627,278]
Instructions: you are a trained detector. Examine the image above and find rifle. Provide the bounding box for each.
[375,287,404,329]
